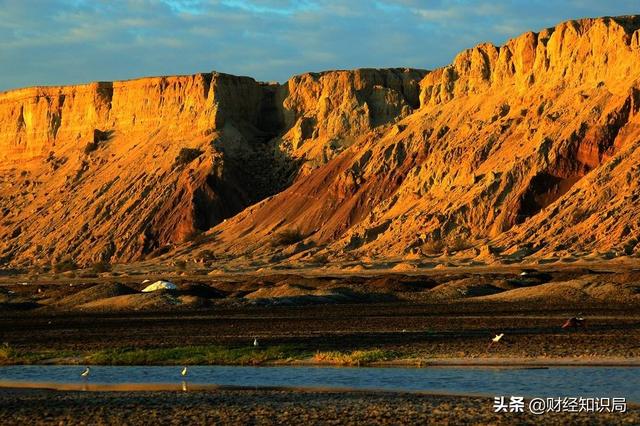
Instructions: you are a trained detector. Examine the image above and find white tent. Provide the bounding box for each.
[142,280,177,292]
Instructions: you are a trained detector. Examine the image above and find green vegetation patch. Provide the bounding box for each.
[87,344,307,365]
[0,345,79,365]
[1,344,308,366]
[0,344,407,366]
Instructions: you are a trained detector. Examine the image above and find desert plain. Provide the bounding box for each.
[1,263,640,425]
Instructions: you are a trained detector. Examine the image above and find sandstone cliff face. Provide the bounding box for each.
[0,72,276,264]
[0,73,270,162]
[0,69,425,266]
[2,16,640,269]
[276,68,427,172]
[181,16,640,266]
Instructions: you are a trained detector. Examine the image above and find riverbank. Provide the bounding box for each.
[2,300,640,367]
[3,343,640,367]
[0,387,637,425]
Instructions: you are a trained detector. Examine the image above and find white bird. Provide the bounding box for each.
[81,367,90,378]
[488,333,504,349]
[181,366,188,377]
[253,338,259,347]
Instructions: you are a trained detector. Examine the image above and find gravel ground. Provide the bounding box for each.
[2,303,640,360]
[0,388,638,425]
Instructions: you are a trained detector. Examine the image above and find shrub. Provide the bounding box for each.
[146,245,172,260]
[423,239,445,254]
[54,258,77,273]
[91,261,112,273]
[451,236,473,252]
[436,126,449,139]
[78,272,98,278]
[183,230,207,244]
[313,349,397,365]
[93,129,112,143]
[174,148,204,167]
[0,343,15,364]
[198,250,216,261]
[271,229,305,247]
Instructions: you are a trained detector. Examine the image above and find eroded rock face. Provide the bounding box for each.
[2,16,640,268]
[276,68,427,172]
[0,73,275,264]
[0,73,270,162]
[0,68,426,266]
[190,16,640,263]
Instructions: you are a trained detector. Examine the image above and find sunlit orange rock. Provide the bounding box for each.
[1,16,639,268]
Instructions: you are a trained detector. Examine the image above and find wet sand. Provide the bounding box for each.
[0,387,638,426]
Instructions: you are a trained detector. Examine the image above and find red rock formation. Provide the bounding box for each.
[0,69,423,266]
[186,16,640,266]
[1,16,640,268]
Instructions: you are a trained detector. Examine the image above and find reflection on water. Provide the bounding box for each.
[0,365,638,401]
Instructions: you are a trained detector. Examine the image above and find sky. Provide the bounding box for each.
[0,0,638,91]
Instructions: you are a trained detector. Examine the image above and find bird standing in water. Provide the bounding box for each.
[181,366,188,377]
[253,338,259,347]
[81,367,90,379]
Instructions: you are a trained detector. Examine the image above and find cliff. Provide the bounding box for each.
[0,69,423,265]
[181,16,640,267]
[1,16,640,269]
[276,68,426,172]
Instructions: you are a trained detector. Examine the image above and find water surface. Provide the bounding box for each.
[0,365,637,401]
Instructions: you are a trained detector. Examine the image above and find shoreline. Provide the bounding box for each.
[2,383,638,410]
[0,382,491,397]
[3,355,640,367]
[367,356,640,368]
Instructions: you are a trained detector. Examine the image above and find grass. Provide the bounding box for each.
[313,349,398,365]
[0,344,309,366]
[0,345,13,363]
[0,344,406,366]
[87,344,307,365]
[0,345,79,365]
